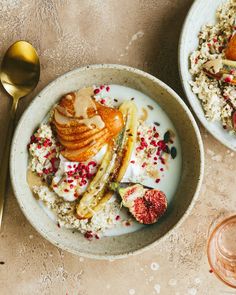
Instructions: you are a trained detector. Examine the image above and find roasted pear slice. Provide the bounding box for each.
[61,132,111,162]
[53,121,98,136]
[57,127,104,141]
[58,128,109,150]
[76,101,138,219]
[225,34,236,61]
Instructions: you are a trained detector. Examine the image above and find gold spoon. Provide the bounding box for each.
[0,41,40,229]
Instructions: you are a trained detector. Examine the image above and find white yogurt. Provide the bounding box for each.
[102,85,182,236]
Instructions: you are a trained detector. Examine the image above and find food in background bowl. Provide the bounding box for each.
[27,84,181,239]
[189,0,236,133]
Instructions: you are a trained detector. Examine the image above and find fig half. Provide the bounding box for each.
[117,183,167,224]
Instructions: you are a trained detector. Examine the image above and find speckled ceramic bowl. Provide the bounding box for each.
[179,0,236,151]
[10,64,204,259]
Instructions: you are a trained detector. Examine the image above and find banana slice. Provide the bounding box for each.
[76,101,138,219]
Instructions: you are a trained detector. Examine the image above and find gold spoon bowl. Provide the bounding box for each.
[0,41,40,228]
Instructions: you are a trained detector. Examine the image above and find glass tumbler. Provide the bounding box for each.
[207,215,236,288]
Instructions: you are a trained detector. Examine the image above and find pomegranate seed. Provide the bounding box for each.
[94,88,100,94]
[150,140,157,146]
[115,215,120,221]
[142,162,147,168]
[224,76,232,83]
[130,160,135,164]
[88,161,97,167]
[84,231,93,240]
[64,189,69,192]
[100,85,105,90]
[100,99,106,104]
[161,158,165,165]
[74,193,79,198]
[155,178,160,183]
[106,86,110,92]
[160,168,164,171]
[70,184,74,189]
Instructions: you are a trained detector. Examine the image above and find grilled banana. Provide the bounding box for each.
[76,101,138,219]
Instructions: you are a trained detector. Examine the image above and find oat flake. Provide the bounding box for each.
[154,284,161,294]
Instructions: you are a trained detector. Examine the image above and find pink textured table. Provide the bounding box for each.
[0,1,235,294]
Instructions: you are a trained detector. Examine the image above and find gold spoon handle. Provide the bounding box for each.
[0,97,19,229]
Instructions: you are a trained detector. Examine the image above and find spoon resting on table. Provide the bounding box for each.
[0,40,40,229]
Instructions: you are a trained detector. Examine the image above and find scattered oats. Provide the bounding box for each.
[168,278,177,286]
[109,258,115,262]
[207,149,215,156]
[77,269,83,276]
[129,289,135,295]
[194,277,201,284]
[231,152,234,157]
[149,276,154,282]
[154,284,161,294]
[175,292,180,295]
[188,288,197,295]
[79,257,84,262]
[150,262,160,271]
[211,154,222,162]
[29,235,34,239]
[106,284,111,289]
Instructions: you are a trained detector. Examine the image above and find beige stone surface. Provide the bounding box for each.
[0,1,235,294]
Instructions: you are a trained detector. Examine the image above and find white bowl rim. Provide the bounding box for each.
[10,63,204,259]
[178,0,236,151]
